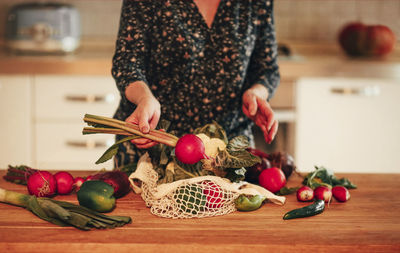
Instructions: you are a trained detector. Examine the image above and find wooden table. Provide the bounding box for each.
[0,170,399,253]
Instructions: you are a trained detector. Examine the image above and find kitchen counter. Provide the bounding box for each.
[0,170,399,253]
[0,39,400,80]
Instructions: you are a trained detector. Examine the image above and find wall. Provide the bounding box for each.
[0,0,399,42]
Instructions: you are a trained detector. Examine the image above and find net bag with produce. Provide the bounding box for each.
[82,115,285,218]
[129,153,285,219]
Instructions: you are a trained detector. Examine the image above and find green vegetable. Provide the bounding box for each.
[303,166,357,189]
[283,200,325,220]
[235,195,266,212]
[174,184,207,215]
[0,187,131,230]
[77,180,116,213]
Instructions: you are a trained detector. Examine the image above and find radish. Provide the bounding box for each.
[54,171,74,195]
[27,171,57,197]
[332,186,350,202]
[202,181,224,209]
[174,134,208,164]
[296,186,314,202]
[73,177,86,191]
[314,186,332,203]
[258,167,286,193]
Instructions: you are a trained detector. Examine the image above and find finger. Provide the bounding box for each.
[256,97,274,131]
[264,120,279,144]
[270,120,279,141]
[149,110,161,130]
[125,113,139,125]
[130,138,151,145]
[137,112,150,133]
[136,141,159,149]
[247,95,258,116]
[242,104,253,120]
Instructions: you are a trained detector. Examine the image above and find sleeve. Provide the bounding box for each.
[111,0,150,100]
[246,0,280,100]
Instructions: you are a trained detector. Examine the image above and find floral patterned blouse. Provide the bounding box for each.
[111,0,280,165]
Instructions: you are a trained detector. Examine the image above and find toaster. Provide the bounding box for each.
[5,2,81,54]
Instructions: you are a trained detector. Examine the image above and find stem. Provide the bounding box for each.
[83,114,178,147]
[0,188,30,208]
[82,127,132,136]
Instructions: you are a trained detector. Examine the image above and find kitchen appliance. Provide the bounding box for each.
[5,2,81,54]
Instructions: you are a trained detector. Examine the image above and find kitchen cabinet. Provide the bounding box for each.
[0,76,33,168]
[295,77,400,173]
[0,75,120,170]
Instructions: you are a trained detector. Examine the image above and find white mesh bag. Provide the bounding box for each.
[129,153,286,219]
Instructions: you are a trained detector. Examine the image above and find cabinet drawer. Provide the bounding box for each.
[0,76,33,167]
[34,75,120,120]
[295,77,400,173]
[35,122,115,170]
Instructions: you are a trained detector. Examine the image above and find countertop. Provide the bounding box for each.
[0,170,399,253]
[1,39,400,80]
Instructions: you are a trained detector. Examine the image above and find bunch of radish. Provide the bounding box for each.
[296,185,350,203]
[27,170,76,197]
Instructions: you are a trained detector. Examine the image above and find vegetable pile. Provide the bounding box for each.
[2,165,132,230]
[83,114,290,214]
[83,114,261,184]
[283,166,357,220]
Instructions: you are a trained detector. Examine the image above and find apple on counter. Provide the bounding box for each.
[338,22,396,57]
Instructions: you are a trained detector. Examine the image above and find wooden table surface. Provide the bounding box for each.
[0,170,399,253]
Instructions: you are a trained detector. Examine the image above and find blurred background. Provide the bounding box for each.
[0,0,399,173]
[0,0,399,42]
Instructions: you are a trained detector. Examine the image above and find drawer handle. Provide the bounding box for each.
[330,86,380,97]
[65,94,115,103]
[66,140,106,149]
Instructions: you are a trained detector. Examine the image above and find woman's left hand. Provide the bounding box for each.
[242,85,279,144]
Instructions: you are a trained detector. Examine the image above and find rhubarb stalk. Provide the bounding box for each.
[83,114,178,147]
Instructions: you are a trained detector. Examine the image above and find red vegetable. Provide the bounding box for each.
[244,157,269,184]
[338,22,396,57]
[54,171,74,195]
[332,186,350,202]
[258,167,286,193]
[27,171,57,197]
[73,177,86,191]
[89,171,131,198]
[246,148,296,179]
[314,186,332,203]
[297,186,314,202]
[202,181,224,209]
[174,134,207,164]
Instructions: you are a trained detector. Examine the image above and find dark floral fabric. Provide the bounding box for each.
[111,0,280,166]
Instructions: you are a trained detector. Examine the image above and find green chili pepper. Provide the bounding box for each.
[283,199,325,220]
[175,185,206,215]
[235,195,266,212]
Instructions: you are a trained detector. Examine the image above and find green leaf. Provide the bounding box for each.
[303,166,357,189]
[95,135,139,164]
[193,121,228,144]
[224,167,246,182]
[226,135,250,152]
[277,186,300,196]
[219,149,261,169]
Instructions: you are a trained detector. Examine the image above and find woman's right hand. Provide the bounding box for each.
[126,95,161,149]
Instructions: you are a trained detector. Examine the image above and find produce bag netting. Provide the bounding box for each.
[129,153,285,219]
